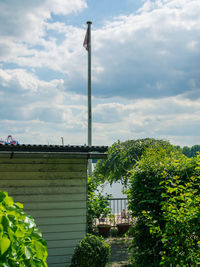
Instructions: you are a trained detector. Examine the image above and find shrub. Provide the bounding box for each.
[87,176,111,232]
[144,164,200,266]
[70,233,111,267]
[128,146,200,266]
[0,190,48,266]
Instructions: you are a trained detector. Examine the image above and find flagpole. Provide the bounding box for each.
[87,21,92,177]
[87,21,92,147]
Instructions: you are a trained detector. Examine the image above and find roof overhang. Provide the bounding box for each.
[0,144,108,159]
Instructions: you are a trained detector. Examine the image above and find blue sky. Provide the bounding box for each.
[0,0,200,147]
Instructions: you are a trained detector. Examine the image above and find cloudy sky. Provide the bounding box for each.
[0,0,199,147]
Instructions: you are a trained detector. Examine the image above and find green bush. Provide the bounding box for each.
[70,233,110,267]
[87,177,111,232]
[128,146,200,266]
[0,191,48,266]
[144,159,200,266]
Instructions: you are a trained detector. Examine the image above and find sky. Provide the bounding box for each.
[0,0,200,147]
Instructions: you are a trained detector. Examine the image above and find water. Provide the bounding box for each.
[103,182,126,198]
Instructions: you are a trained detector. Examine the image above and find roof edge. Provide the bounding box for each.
[0,144,108,154]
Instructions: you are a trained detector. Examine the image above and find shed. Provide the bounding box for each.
[0,144,108,266]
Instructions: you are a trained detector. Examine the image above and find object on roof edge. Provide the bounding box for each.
[0,135,19,145]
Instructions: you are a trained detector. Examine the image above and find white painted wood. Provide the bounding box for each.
[0,179,85,187]
[0,171,84,179]
[40,223,86,233]
[0,163,86,172]
[13,193,86,203]
[0,186,86,195]
[28,208,86,218]
[43,231,85,241]
[0,153,88,266]
[35,215,86,226]
[23,200,86,210]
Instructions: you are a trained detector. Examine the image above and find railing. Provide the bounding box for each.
[109,198,130,225]
[93,197,133,227]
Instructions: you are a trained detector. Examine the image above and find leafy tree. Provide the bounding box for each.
[128,146,200,266]
[0,191,48,266]
[93,138,177,186]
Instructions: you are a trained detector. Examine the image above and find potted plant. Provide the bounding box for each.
[117,209,131,234]
[97,224,112,237]
[97,214,114,237]
[116,222,131,234]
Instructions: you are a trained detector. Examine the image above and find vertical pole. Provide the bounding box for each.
[61,137,64,146]
[87,21,92,177]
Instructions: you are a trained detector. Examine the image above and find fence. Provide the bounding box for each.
[94,198,133,227]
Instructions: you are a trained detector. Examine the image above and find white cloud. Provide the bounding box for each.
[0,0,87,42]
[0,68,87,144]
[92,95,200,146]
[0,0,199,147]
[89,0,200,99]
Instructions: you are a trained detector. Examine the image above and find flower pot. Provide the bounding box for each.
[117,223,130,234]
[97,224,112,237]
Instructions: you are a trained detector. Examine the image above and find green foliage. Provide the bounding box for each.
[158,173,200,265]
[70,233,111,267]
[87,177,111,232]
[93,138,177,186]
[0,191,48,266]
[128,146,200,266]
[182,144,200,158]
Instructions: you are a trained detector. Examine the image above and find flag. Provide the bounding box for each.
[83,27,89,51]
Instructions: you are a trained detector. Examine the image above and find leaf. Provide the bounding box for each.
[1,216,9,233]
[4,196,14,207]
[0,192,6,202]
[24,246,33,259]
[15,202,23,209]
[0,236,11,255]
[34,241,47,260]
[15,228,24,238]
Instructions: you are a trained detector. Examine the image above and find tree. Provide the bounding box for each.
[182,145,200,158]
[128,147,200,266]
[93,138,177,187]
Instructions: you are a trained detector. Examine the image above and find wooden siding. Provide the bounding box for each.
[0,153,88,266]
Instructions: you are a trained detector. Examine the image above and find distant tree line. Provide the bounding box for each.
[182,145,200,158]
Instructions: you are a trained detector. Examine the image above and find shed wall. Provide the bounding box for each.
[0,153,88,266]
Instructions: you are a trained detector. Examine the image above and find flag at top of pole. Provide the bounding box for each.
[83,27,89,51]
[83,21,92,51]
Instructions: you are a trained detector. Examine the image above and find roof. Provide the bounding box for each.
[0,144,108,159]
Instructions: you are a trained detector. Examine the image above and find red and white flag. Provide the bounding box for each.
[83,27,89,51]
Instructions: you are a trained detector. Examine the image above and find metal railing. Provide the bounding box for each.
[93,197,133,227]
[108,198,131,225]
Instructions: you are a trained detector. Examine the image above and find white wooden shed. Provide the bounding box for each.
[0,144,107,266]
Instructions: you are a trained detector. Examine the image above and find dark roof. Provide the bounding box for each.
[0,144,108,153]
